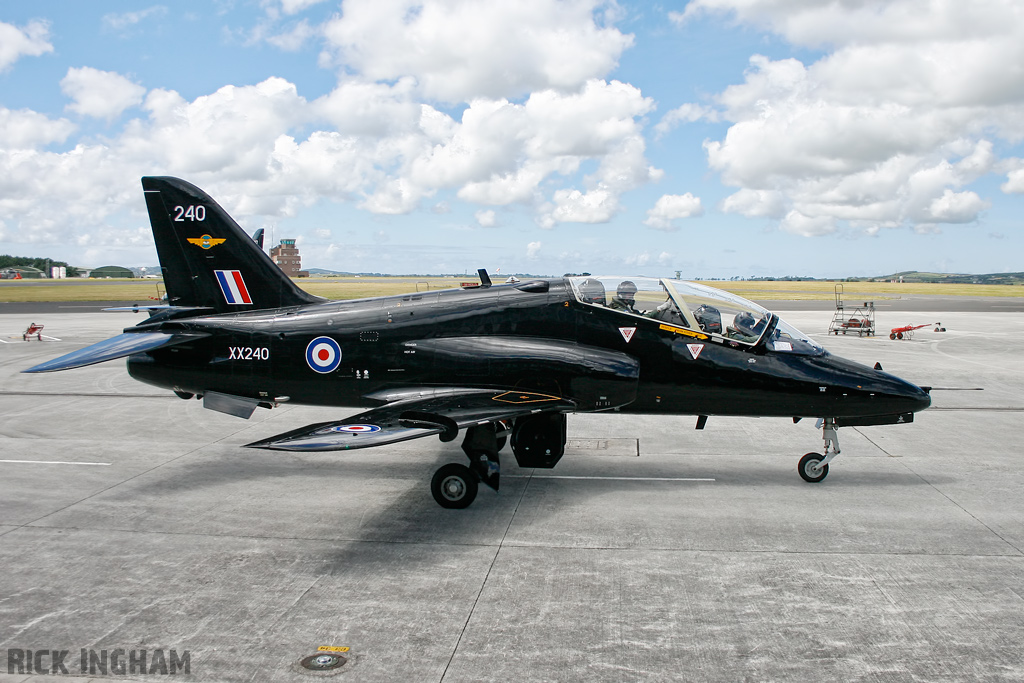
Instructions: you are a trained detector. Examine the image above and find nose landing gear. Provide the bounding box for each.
[799,418,840,483]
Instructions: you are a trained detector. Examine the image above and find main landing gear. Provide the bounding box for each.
[798,417,840,483]
[429,413,567,509]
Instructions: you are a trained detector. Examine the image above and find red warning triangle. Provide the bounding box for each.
[619,327,636,343]
[687,343,704,360]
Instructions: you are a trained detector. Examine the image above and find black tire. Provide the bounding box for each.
[896,331,903,340]
[798,452,829,483]
[431,463,478,509]
[889,332,896,340]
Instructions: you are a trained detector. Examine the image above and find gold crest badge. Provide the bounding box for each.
[187,235,226,249]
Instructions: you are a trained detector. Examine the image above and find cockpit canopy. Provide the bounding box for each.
[568,276,822,355]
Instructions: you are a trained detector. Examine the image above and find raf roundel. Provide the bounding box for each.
[305,336,342,374]
[329,424,381,434]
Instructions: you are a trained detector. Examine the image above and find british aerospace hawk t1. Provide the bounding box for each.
[26,177,931,508]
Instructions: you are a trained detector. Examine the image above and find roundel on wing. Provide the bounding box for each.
[329,424,381,433]
[306,336,342,373]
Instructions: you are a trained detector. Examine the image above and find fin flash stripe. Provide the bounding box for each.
[214,270,253,305]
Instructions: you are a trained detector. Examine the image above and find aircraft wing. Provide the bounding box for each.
[244,388,575,452]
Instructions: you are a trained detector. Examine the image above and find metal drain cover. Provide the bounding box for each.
[298,651,347,675]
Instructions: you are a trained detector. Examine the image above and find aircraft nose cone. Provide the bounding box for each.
[906,383,932,413]
[877,371,931,414]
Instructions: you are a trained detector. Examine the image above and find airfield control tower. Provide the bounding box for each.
[270,239,309,277]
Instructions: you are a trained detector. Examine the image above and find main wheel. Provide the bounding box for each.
[431,463,478,509]
[798,452,829,483]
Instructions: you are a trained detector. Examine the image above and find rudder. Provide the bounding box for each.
[142,176,323,312]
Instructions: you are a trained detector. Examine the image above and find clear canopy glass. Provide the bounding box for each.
[568,277,822,355]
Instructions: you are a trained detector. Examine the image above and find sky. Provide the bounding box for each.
[1,0,1022,278]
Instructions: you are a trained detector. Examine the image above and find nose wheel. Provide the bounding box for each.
[799,418,840,483]
[798,452,829,482]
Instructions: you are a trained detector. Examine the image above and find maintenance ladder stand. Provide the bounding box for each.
[828,284,875,336]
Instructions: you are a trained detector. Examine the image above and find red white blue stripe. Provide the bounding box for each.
[214,270,253,305]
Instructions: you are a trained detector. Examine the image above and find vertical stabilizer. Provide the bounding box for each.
[142,176,323,312]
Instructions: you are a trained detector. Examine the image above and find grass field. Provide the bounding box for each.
[1,276,1021,303]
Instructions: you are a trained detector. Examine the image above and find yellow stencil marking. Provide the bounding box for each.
[659,324,708,340]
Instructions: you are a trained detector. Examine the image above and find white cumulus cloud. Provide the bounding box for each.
[0,20,53,71]
[0,108,75,149]
[266,19,318,51]
[682,0,1024,234]
[0,3,662,251]
[321,0,633,102]
[61,67,147,120]
[474,209,497,227]
[644,193,704,230]
[280,0,328,14]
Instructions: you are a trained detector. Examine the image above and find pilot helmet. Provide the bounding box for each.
[616,280,637,302]
[733,311,762,337]
[694,304,722,333]
[578,278,606,305]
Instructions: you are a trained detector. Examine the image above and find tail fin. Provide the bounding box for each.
[141,176,323,312]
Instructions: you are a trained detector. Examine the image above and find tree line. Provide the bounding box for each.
[0,255,79,277]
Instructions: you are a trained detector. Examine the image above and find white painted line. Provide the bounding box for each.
[507,475,715,482]
[0,459,111,466]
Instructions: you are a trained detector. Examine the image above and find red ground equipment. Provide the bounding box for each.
[23,323,44,341]
[889,322,944,340]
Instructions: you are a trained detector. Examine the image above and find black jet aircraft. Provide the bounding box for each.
[26,177,931,508]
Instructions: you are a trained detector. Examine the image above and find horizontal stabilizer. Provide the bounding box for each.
[102,305,215,313]
[246,388,574,452]
[22,332,209,373]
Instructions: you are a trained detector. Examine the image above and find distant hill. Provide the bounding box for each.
[868,271,1024,285]
[745,271,1024,285]
[305,268,356,276]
